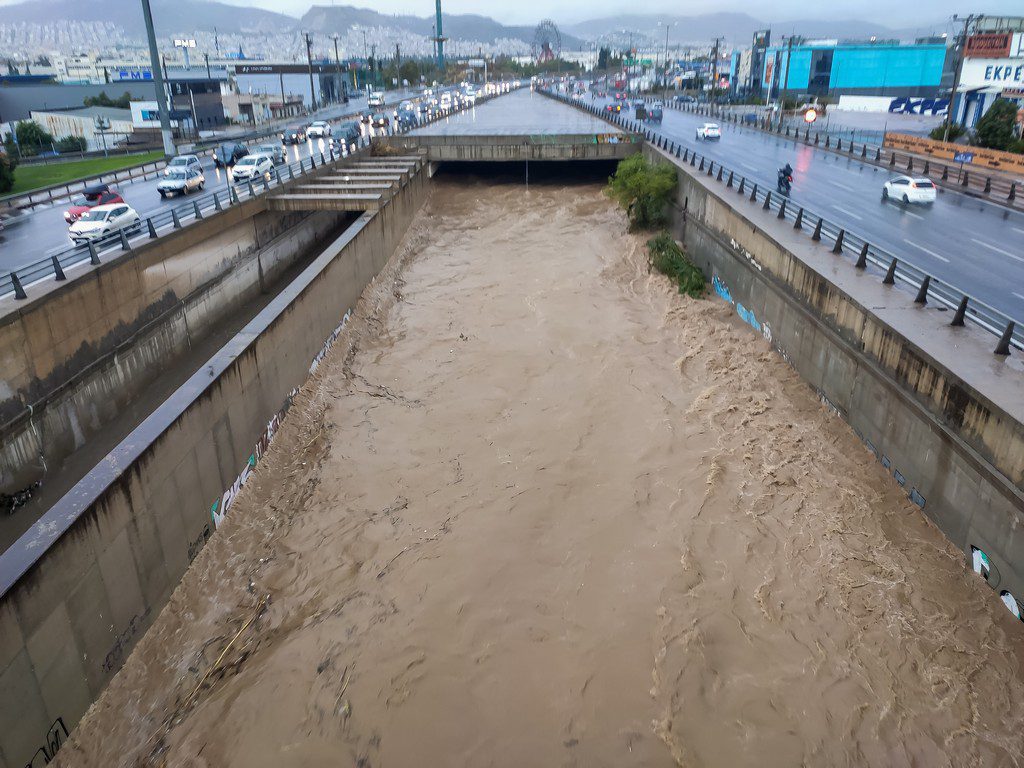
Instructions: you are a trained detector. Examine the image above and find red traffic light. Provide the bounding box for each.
[803,107,818,123]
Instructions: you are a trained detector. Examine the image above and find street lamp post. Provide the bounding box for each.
[944,14,982,142]
[304,32,317,113]
[139,0,175,156]
[332,34,343,103]
[659,21,677,101]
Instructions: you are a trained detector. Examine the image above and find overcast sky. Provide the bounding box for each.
[199,0,1020,28]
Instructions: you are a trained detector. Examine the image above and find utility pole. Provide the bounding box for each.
[370,43,377,89]
[333,34,343,102]
[944,14,982,142]
[395,43,401,88]
[780,35,795,130]
[140,0,175,156]
[711,36,723,104]
[204,52,210,79]
[304,32,317,112]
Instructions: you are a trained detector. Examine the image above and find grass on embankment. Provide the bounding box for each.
[648,231,706,298]
[9,151,165,196]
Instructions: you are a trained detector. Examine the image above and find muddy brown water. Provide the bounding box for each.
[57,177,1024,767]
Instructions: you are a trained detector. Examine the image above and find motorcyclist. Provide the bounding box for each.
[778,163,794,194]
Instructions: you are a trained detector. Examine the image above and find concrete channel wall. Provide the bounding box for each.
[386,133,641,162]
[0,162,428,768]
[643,142,1024,613]
[0,204,352,501]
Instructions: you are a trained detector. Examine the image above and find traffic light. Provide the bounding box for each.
[803,107,818,123]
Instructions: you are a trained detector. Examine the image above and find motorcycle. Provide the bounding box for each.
[777,168,793,195]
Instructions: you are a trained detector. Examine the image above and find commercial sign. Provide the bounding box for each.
[174,38,197,48]
[116,69,152,81]
[235,63,336,75]
[966,32,1012,58]
[958,58,1024,89]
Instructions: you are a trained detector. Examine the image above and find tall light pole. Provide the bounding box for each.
[433,0,445,71]
[944,13,982,142]
[659,20,677,101]
[139,0,175,156]
[304,32,317,112]
[332,34,343,102]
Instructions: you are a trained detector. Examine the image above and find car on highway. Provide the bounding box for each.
[163,154,202,177]
[674,94,697,105]
[157,167,205,197]
[213,142,249,168]
[334,121,362,145]
[614,91,627,101]
[696,123,721,141]
[64,183,124,224]
[605,103,622,113]
[306,121,332,139]
[369,113,390,129]
[230,153,275,184]
[882,176,937,205]
[281,124,307,144]
[67,203,140,245]
[256,143,286,164]
[368,92,385,108]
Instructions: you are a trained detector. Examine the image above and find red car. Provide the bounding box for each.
[605,103,622,113]
[65,183,124,224]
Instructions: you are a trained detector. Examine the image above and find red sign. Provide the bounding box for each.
[965,33,1012,58]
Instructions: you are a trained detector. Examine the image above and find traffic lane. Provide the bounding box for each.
[0,136,339,272]
[624,101,1024,318]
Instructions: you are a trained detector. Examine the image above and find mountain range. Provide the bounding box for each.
[0,0,943,48]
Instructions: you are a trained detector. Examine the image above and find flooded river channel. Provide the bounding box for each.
[58,174,1024,767]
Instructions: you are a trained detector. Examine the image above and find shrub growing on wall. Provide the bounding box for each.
[0,154,14,194]
[605,154,677,230]
[647,231,705,298]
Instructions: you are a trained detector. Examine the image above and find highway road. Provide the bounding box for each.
[0,89,417,273]
[591,94,1024,322]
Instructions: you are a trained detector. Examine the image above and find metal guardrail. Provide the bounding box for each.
[0,159,170,211]
[551,90,1023,357]
[660,97,1022,210]
[0,85,518,304]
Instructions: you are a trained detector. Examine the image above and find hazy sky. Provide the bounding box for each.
[196,0,1020,28]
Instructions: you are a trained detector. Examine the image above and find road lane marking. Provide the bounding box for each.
[831,181,854,192]
[1013,227,1024,235]
[971,238,1024,263]
[902,210,924,220]
[831,205,863,220]
[740,162,759,172]
[1014,292,1024,302]
[905,241,950,263]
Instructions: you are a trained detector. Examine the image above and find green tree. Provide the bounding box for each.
[15,120,53,155]
[598,46,610,70]
[83,90,131,108]
[55,135,88,153]
[605,154,678,230]
[974,99,1018,151]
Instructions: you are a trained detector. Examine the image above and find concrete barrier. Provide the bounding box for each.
[0,160,428,768]
[644,142,1024,618]
[384,133,641,163]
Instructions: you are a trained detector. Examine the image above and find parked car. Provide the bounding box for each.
[230,153,276,183]
[368,91,385,108]
[163,154,202,177]
[281,124,307,144]
[882,175,937,205]
[256,143,286,164]
[68,203,140,244]
[64,183,124,224]
[213,143,248,167]
[157,167,205,197]
[696,123,721,141]
[306,121,332,139]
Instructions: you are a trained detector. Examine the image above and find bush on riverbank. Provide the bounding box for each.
[648,231,704,298]
[605,154,677,230]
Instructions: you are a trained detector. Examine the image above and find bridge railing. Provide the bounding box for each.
[0,86,518,303]
[548,90,1023,357]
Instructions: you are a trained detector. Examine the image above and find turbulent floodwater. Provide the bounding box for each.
[58,176,1024,768]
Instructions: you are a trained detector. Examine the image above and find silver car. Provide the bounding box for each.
[157,167,205,197]
[163,154,202,177]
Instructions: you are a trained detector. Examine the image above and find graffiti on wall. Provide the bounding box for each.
[102,609,151,674]
[209,309,352,529]
[23,717,68,767]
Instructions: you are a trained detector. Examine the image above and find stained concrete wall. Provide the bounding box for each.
[385,134,641,162]
[0,164,428,768]
[642,143,1024,606]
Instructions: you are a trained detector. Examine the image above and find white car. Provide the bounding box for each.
[230,154,276,183]
[68,203,140,244]
[696,123,721,141]
[157,167,205,197]
[163,154,202,177]
[882,175,937,205]
[368,92,385,108]
[306,121,332,138]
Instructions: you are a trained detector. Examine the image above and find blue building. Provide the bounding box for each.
[759,41,951,98]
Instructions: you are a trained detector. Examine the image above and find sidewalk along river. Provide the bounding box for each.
[55,171,1024,767]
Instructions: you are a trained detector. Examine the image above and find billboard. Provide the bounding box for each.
[959,58,1024,89]
[965,32,1013,58]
